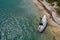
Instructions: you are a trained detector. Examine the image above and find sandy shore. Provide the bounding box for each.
[33,0,60,40]
[33,0,60,27]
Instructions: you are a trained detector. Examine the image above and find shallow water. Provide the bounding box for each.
[0,0,53,40]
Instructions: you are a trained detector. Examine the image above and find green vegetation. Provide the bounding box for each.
[46,0,56,4]
[46,0,57,5]
[45,0,60,16]
[45,0,60,6]
[57,0,60,6]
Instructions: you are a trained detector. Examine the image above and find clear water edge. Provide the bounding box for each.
[0,0,54,40]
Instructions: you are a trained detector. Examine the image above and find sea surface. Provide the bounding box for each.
[0,0,53,40]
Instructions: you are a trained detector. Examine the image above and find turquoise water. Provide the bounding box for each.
[0,0,53,40]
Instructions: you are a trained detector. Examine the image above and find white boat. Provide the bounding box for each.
[38,15,47,32]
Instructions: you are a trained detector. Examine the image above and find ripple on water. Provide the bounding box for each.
[0,0,54,40]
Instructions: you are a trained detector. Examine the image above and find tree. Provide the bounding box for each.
[46,0,57,4]
[57,0,60,6]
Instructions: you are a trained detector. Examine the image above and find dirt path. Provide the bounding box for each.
[33,0,60,40]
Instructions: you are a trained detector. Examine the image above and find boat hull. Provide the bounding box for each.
[38,15,47,32]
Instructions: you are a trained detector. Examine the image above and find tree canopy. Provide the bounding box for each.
[46,0,60,6]
[57,0,60,6]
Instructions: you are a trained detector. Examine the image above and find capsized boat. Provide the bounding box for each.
[38,15,47,33]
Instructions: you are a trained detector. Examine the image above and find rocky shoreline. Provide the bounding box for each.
[33,0,60,27]
[33,0,60,40]
[38,0,60,25]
